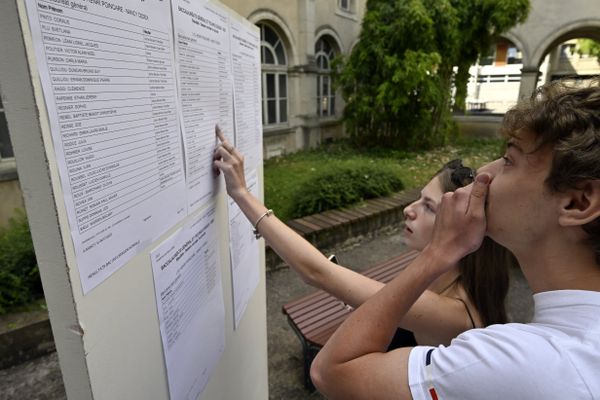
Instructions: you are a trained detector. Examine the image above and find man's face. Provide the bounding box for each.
[477,132,559,252]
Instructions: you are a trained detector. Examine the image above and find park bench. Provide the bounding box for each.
[281,249,419,389]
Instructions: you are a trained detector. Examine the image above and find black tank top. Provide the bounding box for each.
[387,327,418,349]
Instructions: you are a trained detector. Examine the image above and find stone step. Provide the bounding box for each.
[266,188,420,271]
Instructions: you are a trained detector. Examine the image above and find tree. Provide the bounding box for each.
[335,0,529,149]
[452,0,530,113]
[577,39,600,62]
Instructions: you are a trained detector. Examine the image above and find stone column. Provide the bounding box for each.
[295,0,319,150]
[518,66,540,100]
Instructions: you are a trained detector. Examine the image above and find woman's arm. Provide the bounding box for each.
[232,187,385,304]
[214,126,478,344]
[213,126,383,305]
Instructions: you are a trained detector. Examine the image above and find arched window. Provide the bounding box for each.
[315,37,336,117]
[258,23,288,125]
[339,0,352,12]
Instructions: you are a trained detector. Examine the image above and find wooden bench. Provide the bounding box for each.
[281,249,420,389]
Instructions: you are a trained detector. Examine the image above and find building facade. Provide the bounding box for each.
[0,95,24,227]
[220,0,366,158]
[465,38,546,114]
[466,38,600,114]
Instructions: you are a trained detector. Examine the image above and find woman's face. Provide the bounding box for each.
[403,176,444,251]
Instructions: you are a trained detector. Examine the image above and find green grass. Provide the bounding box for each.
[264,136,505,221]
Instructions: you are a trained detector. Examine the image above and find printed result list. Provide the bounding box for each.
[38,1,183,233]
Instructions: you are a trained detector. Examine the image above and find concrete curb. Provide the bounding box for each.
[0,188,420,369]
[0,318,55,369]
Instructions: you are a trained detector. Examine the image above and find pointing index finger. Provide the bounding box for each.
[215,124,225,143]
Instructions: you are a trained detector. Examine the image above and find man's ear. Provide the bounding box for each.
[558,180,600,226]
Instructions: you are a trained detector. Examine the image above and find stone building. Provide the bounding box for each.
[466,38,600,114]
[219,0,366,158]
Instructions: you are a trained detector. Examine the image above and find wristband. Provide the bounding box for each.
[253,209,273,239]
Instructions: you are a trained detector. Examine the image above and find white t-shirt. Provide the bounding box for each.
[408,290,600,400]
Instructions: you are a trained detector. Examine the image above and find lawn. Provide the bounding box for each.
[264,136,505,222]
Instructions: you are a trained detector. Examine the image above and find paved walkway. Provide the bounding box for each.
[0,225,533,400]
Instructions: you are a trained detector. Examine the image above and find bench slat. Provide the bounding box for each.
[282,250,419,349]
[282,250,418,316]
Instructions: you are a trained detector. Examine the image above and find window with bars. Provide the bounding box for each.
[507,46,523,64]
[339,0,350,11]
[258,23,288,126]
[479,45,495,66]
[0,97,14,160]
[315,37,336,117]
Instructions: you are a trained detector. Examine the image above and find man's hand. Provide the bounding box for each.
[426,172,491,268]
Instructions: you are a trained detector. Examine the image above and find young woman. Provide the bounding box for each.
[214,127,512,346]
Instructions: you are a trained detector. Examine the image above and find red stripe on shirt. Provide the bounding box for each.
[429,388,439,400]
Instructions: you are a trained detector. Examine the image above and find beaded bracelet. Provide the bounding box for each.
[253,209,273,239]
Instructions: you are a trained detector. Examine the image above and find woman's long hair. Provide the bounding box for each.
[436,161,514,326]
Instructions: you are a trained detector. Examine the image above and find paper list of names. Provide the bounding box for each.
[151,206,225,400]
[37,0,184,233]
[174,0,234,211]
[25,0,188,293]
[230,19,262,172]
[160,234,217,349]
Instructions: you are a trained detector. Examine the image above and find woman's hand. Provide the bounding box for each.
[213,125,248,200]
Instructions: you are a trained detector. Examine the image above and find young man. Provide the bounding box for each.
[310,80,600,399]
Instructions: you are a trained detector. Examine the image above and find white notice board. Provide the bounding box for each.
[1,0,268,399]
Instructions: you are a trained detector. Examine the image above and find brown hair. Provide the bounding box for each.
[436,162,513,326]
[501,78,600,265]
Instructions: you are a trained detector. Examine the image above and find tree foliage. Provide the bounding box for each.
[335,0,529,149]
[452,0,530,112]
[577,39,600,62]
[0,210,41,314]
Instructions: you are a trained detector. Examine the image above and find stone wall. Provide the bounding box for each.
[0,167,24,228]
